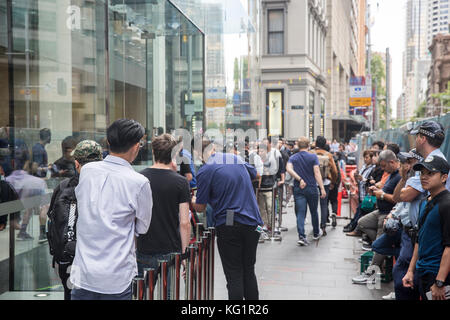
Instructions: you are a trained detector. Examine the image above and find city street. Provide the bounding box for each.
[0,198,392,300]
[214,198,392,300]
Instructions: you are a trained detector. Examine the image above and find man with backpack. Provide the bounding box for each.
[47,140,103,300]
[286,137,326,246]
[310,136,338,236]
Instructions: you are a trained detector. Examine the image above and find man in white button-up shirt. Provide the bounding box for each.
[70,119,153,300]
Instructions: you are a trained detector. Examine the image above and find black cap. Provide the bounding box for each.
[413,155,450,174]
[398,148,423,163]
[410,121,444,139]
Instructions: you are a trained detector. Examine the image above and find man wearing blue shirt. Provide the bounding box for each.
[410,121,449,189]
[192,138,263,300]
[286,137,326,246]
[403,156,450,300]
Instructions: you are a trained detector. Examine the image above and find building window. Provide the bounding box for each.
[268,9,284,54]
[267,89,284,137]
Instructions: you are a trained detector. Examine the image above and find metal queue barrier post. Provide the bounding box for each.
[208,227,215,300]
[157,260,168,300]
[186,244,196,300]
[270,186,282,242]
[202,232,210,300]
[132,277,145,300]
[196,236,203,300]
[133,227,216,301]
[277,184,288,233]
[144,268,155,300]
[174,252,181,300]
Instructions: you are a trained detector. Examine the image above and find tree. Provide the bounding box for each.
[371,54,388,129]
[415,100,427,119]
[431,81,450,113]
[233,58,240,91]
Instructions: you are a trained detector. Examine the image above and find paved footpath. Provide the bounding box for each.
[213,199,393,300]
[0,200,394,300]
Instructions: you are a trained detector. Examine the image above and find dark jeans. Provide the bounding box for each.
[419,272,450,300]
[57,262,72,301]
[216,223,259,300]
[136,252,173,299]
[347,204,372,231]
[328,184,339,214]
[293,186,319,238]
[71,283,132,300]
[392,230,420,300]
[319,185,330,228]
[372,230,402,258]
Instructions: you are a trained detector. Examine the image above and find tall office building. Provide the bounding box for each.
[401,0,431,121]
[326,0,367,141]
[427,0,450,47]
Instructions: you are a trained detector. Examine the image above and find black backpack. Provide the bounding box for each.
[47,177,78,265]
[0,180,20,225]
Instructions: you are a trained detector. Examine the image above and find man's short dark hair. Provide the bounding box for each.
[386,143,400,155]
[39,128,51,143]
[107,119,145,154]
[372,141,385,150]
[152,134,178,165]
[61,136,78,152]
[315,136,327,150]
[363,150,375,158]
[420,133,445,149]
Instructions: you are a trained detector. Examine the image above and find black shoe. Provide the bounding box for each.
[322,227,327,236]
[343,225,354,233]
[331,213,337,228]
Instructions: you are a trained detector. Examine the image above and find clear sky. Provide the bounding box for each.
[369,0,406,118]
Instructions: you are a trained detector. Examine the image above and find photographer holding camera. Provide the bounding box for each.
[376,149,424,300]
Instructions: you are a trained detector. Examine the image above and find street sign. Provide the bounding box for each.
[350,98,372,107]
[350,86,372,98]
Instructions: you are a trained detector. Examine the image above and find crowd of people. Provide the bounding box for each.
[343,121,450,301]
[0,119,449,301]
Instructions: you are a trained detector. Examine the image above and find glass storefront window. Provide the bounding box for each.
[0,0,204,294]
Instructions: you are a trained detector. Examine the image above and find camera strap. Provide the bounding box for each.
[418,190,447,230]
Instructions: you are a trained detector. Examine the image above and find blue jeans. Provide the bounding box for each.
[392,230,420,300]
[371,230,402,258]
[319,185,330,228]
[71,283,132,300]
[136,252,172,299]
[294,186,319,238]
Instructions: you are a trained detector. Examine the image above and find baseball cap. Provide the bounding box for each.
[71,140,103,164]
[410,121,444,139]
[413,155,450,174]
[397,148,423,163]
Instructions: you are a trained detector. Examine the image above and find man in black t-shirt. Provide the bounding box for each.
[137,134,191,286]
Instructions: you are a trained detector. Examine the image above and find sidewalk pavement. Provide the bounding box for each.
[213,199,393,300]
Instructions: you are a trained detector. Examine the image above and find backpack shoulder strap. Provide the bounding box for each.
[0,181,8,204]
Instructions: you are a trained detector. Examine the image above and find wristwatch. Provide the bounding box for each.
[435,280,445,288]
[380,192,385,201]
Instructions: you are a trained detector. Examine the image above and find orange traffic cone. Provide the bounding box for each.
[337,189,342,217]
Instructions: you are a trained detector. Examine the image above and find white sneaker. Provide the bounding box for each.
[352,272,375,285]
[382,292,396,300]
[313,229,323,241]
